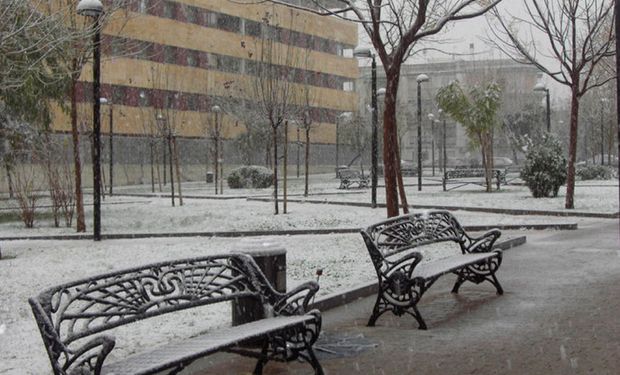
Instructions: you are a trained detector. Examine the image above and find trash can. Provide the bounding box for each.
[232,239,286,326]
[206,171,214,183]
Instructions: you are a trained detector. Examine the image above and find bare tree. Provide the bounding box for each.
[255,0,504,217]
[248,13,299,214]
[489,0,615,209]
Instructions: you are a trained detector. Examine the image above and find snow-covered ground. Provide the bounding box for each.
[0,173,617,374]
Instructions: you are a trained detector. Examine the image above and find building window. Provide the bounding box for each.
[164,46,176,64]
[187,50,198,67]
[206,12,218,27]
[112,86,125,105]
[217,13,240,33]
[139,0,148,14]
[163,1,175,19]
[184,5,197,24]
[245,20,261,37]
[216,55,240,73]
[138,90,150,107]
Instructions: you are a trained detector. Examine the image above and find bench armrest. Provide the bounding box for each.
[64,335,116,375]
[462,229,501,254]
[272,281,319,316]
[382,251,423,280]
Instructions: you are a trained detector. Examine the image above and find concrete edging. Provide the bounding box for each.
[248,197,619,219]
[310,235,527,311]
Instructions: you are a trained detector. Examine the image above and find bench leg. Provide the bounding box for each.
[451,257,504,295]
[252,341,270,375]
[368,283,428,329]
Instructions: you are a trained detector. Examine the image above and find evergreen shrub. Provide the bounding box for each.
[575,165,614,180]
[227,166,274,189]
[520,135,567,198]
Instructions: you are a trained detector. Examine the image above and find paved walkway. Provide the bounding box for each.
[192,219,620,374]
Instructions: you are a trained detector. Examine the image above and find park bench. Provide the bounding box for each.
[338,168,370,189]
[442,168,506,191]
[29,253,324,375]
[361,211,504,329]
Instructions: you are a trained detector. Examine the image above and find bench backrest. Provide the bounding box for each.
[29,254,275,372]
[361,211,467,266]
[339,169,362,179]
[445,169,502,179]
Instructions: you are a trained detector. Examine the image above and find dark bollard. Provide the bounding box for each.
[232,240,286,326]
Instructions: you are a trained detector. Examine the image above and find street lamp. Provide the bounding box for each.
[416,73,429,191]
[533,82,551,133]
[77,0,104,241]
[353,47,379,208]
[100,97,113,196]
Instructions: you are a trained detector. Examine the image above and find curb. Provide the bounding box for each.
[248,197,619,219]
[0,223,573,242]
[112,191,365,200]
[310,235,527,311]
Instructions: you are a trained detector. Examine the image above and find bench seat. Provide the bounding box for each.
[411,252,499,280]
[102,315,316,375]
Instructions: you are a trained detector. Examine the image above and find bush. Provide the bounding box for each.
[227,166,274,189]
[520,134,567,198]
[576,165,614,181]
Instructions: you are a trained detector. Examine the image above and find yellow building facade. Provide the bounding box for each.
[60,0,358,150]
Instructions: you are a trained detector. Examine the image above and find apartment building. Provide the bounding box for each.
[54,0,358,173]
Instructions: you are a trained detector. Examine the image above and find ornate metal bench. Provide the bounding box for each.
[442,168,505,191]
[361,211,503,329]
[338,168,369,189]
[29,254,324,375]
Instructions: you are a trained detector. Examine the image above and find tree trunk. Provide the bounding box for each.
[172,136,183,206]
[382,74,401,217]
[392,130,409,214]
[214,136,219,195]
[283,121,288,214]
[273,127,279,215]
[304,128,310,197]
[70,75,86,232]
[168,135,175,206]
[5,164,13,199]
[150,141,155,193]
[565,88,580,209]
[163,137,167,186]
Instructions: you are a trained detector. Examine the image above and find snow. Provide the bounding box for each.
[0,173,617,374]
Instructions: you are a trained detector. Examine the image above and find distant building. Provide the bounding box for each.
[357,58,542,167]
[53,0,358,181]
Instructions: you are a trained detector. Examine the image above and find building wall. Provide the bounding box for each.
[56,0,358,168]
[357,59,542,166]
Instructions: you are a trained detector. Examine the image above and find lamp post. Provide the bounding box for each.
[353,47,378,208]
[100,97,113,196]
[439,109,447,174]
[78,0,104,241]
[416,73,429,191]
[534,82,551,133]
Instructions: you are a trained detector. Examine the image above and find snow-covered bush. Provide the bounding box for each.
[520,134,567,198]
[576,165,614,180]
[227,166,273,189]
